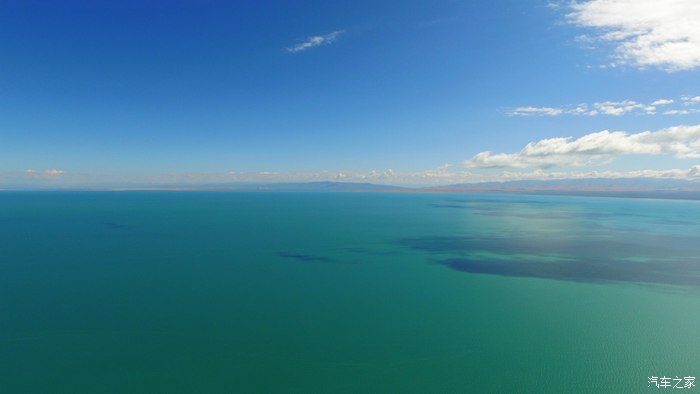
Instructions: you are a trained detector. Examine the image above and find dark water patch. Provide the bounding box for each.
[439,258,700,287]
[277,252,336,263]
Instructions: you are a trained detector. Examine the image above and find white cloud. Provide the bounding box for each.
[286,30,344,53]
[651,99,674,106]
[568,104,589,115]
[464,124,700,169]
[509,107,564,116]
[593,100,655,115]
[568,0,700,71]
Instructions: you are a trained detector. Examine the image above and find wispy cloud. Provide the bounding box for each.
[509,107,564,116]
[567,0,700,71]
[464,124,700,169]
[286,30,344,53]
[664,109,700,115]
[508,96,696,117]
[25,169,65,176]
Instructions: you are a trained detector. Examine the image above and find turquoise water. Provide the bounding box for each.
[1,192,699,393]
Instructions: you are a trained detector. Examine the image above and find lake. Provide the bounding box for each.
[1,191,699,392]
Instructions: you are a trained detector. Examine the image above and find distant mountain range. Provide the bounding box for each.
[219,181,406,192]
[1,181,406,192]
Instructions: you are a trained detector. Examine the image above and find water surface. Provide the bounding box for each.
[1,192,699,392]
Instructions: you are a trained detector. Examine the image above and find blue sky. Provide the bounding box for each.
[2,0,700,186]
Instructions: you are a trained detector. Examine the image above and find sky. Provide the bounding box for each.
[2,0,700,186]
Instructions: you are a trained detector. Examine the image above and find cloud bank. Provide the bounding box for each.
[465,124,700,169]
